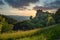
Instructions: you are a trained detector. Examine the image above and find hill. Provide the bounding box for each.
[7,15,30,22]
[0,14,17,24]
[0,24,60,40]
[20,24,60,40]
[0,14,18,33]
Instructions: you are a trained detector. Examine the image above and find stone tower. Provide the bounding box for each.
[35,10,44,19]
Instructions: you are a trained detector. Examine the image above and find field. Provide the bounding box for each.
[20,24,60,40]
[0,24,60,40]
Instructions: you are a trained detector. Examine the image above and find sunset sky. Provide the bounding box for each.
[0,0,60,17]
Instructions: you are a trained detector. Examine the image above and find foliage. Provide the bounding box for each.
[0,14,17,24]
[0,29,39,40]
[0,14,14,33]
[0,24,60,40]
[1,23,13,33]
[31,11,55,27]
[0,24,3,33]
[54,8,60,23]
[1,18,13,33]
[19,24,60,40]
[30,16,33,20]
[46,14,55,26]
[13,10,56,30]
[13,21,35,30]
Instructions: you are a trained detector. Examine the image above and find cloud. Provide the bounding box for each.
[33,6,57,10]
[5,0,39,8]
[33,0,60,10]
[45,0,60,9]
[0,0,4,5]
[33,6,57,13]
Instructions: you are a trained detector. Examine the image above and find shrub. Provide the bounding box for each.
[0,24,3,33]
[1,23,13,33]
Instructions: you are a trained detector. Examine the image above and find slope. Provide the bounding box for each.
[19,24,60,40]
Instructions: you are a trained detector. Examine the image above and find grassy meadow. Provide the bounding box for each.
[0,24,60,40]
[19,24,60,40]
[0,29,39,40]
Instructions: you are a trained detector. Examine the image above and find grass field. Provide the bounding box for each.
[19,24,60,40]
[0,29,39,40]
[0,24,60,40]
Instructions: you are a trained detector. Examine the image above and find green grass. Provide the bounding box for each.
[0,24,60,40]
[0,29,39,40]
[19,24,60,40]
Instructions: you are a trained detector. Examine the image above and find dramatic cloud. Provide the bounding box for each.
[0,0,59,16]
[5,0,39,8]
[0,0,4,5]
[45,0,60,9]
[33,0,60,10]
[33,6,57,10]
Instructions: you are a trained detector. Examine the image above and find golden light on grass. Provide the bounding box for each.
[0,29,39,40]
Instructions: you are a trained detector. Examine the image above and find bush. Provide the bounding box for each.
[1,23,13,33]
[0,24,3,33]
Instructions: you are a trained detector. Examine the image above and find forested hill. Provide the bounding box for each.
[0,14,17,24]
[0,14,18,33]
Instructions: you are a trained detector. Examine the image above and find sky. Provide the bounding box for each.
[0,0,60,17]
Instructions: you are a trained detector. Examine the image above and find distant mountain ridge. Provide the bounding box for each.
[0,14,17,24]
[0,14,30,24]
[6,15,30,21]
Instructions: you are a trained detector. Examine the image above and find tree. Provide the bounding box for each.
[1,18,13,33]
[30,16,33,20]
[54,8,60,23]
